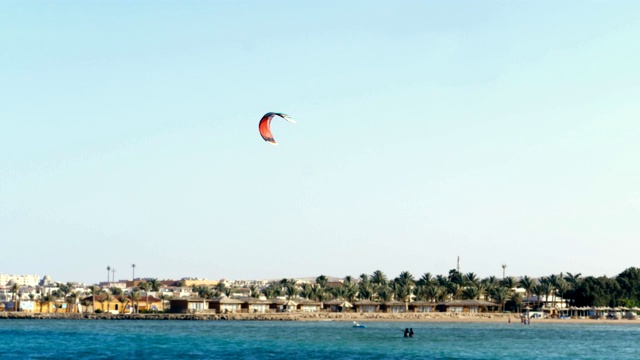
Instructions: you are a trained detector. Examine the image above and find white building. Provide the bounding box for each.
[0,273,41,287]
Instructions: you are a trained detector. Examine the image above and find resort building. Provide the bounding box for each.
[0,273,43,287]
[354,300,379,313]
[435,300,498,313]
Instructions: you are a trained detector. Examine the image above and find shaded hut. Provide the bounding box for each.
[435,300,497,313]
[353,300,379,313]
[209,297,243,313]
[409,301,435,313]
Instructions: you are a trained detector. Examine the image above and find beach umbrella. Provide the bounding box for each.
[340,301,353,308]
[283,300,298,312]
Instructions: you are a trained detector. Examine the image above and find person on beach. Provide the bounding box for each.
[409,328,414,337]
[404,328,409,337]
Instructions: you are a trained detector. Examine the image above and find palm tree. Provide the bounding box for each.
[448,269,463,285]
[65,291,79,313]
[491,286,510,312]
[464,273,480,288]
[531,284,544,309]
[446,283,463,300]
[555,280,570,310]
[391,281,412,310]
[131,290,142,313]
[462,286,481,300]
[376,285,393,302]
[315,275,328,288]
[109,286,123,296]
[311,284,326,301]
[417,273,435,287]
[563,272,582,306]
[138,281,151,312]
[98,290,109,312]
[284,283,299,300]
[358,273,370,284]
[394,271,415,310]
[223,286,237,297]
[424,285,441,303]
[82,299,92,314]
[249,285,261,299]
[10,283,21,311]
[413,286,427,302]
[371,270,388,287]
[215,282,227,296]
[481,276,499,301]
[38,294,46,313]
[157,294,171,312]
[148,278,161,292]
[539,277,555,309]
[87,285,100,313]
[509,292,523,313]
[41,294,53,313]
[103,291,114,313]
[518,276,535,307]
[343,275,354,286]
[342,277,358,303]
[547,274,562,309]
[300,283,313,300]
[262,282,282,299]
[118,294,130,314]
[50,291,61,313]
[500,276,517,291]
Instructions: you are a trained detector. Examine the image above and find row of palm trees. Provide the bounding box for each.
[192,270,583,312]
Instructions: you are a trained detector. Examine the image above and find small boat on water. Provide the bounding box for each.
[352,321,366,328]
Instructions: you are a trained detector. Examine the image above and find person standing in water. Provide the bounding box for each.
[404,328,409,337]
[409,328,414,337]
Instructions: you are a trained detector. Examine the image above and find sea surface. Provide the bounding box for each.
[1,319,639,359]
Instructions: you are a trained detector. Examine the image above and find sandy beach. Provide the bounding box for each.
[2,311,639,324]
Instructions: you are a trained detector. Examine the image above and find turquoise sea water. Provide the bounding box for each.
[1,320,639,359]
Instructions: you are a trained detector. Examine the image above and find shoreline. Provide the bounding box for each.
[1,311,638,324]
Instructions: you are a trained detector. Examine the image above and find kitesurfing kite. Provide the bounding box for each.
[258,112,295,145]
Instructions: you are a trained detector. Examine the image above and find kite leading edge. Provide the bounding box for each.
[259,112,296,145]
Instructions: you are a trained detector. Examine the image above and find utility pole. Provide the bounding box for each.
[457,256,460,272]
[111,268,116,283]
[132,264,136,281]
[107,266,111,284]
[502,263,507,279]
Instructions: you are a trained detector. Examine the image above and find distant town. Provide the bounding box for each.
[2,266,640,319]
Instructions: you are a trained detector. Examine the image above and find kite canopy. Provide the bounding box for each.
[259,112,295,145]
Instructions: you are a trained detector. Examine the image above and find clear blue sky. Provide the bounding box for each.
[1,1,639,284]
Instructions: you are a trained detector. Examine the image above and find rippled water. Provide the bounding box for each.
[1,319,639,359]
